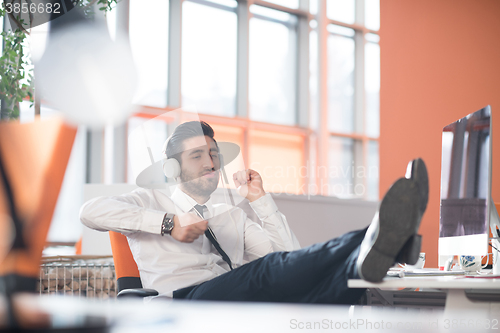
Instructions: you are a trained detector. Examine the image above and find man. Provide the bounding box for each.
[80,121,428,304]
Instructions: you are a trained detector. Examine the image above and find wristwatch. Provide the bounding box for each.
[161,213,175,236]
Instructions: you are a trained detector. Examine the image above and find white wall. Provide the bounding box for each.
[271,194,377,247]
[222,190,377,247]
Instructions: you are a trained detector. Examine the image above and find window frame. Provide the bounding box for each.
[316,0,380,199]
[108,0,380,200]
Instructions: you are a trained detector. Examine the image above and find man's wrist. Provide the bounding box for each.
[249,193,278,219]
[161,213,175,236]
[247,193,265,202]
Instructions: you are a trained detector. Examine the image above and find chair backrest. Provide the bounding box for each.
[109,231,143,293]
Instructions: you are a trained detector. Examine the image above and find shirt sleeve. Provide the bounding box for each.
[247,193,301,252]
[79,189,166,235]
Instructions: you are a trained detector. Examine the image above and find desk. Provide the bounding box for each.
[2,294,499,332]
[349,274,500,314]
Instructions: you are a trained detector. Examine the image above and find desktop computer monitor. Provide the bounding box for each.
[439,105,499,257]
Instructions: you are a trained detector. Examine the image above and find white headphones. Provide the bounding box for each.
[161,136,223,179]
[162,137,182,178]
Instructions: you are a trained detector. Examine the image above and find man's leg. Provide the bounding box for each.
[357,158,428,282]
[174,228,367,304]
[174,158,428,304]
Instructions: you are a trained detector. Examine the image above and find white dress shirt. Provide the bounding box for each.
[80,186,301,297]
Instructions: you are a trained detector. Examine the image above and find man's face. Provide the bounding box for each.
[178,135,220,198]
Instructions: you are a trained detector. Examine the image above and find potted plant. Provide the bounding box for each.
[0,0,119,120]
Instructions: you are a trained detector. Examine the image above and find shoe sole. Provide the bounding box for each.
[396,234,422,265]
[397,158,428,265]
[359,178,421,282]
[407,158,429,214]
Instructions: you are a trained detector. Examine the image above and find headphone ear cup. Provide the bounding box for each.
[163,158,181,179]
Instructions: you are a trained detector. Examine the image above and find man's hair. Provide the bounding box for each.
[165,121,218,162]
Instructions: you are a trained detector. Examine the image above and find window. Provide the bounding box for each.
[126,115,169,184]
[327,0,355,24]
[182,1,237,116]
[11,0,380,244]
[327,25,355,134]
[249,130,305,194]
[365,0,381,31]
[365,34,380,138]
[129,0,169,107]
[328,137,356,196]
[30,0,380,243]
[249,5,297,125]
[122,0,380,200]
[323,0,381,200]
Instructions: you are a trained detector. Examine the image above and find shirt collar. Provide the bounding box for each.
[171,186,214,218]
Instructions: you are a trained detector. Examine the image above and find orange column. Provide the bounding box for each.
[380,0,500,267]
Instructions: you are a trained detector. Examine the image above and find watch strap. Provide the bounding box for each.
[161,213,175,236]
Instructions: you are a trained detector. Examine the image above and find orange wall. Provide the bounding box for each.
[380,0,500,267]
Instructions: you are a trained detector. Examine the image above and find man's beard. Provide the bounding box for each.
[180,168,219,198]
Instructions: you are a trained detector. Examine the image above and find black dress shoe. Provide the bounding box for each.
[396,158,429,265]
[405,157,429,214]
[357,177,422,282]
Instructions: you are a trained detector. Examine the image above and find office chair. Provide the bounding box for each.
[108,231,158,298]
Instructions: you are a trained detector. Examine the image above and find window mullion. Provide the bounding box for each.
[354,33,365,197]
[362,137,369,199]
[86,129,104,183]
[168,0,183,108]
[355,0,365,26]
[317,0,329,196]
[236,0,250,119]
[296,13,309,128]
[295,0,310,131]
[297,10,309,188]
[354,32,365,134]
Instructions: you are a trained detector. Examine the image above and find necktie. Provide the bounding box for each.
[194,204,233,270]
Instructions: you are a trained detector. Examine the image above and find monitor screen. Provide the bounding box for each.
[439,106,491,255]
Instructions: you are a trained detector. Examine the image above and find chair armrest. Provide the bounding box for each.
[117,288,159,298]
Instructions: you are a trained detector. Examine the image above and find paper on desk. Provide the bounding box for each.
[461,274,500,279]
[387,269,469,278]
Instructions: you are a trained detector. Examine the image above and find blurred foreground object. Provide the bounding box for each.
[0,117,76,328]
[35,6,137,128]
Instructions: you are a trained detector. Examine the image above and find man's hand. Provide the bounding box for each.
[233,169,265,202]
[170,213,208,243]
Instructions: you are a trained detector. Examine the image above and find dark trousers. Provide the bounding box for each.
[173,228,367,305]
